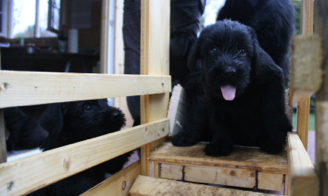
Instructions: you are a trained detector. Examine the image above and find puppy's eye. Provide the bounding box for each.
[210,46,217,53]
[239,48,246,56]
[84,104,92,111]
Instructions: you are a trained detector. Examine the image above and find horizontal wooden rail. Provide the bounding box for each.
[0,118,169,196]
[0,71,171,108]
[287,133,318,196]
[81,161,141,196]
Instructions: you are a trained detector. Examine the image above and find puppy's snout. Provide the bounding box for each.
[223,67,236,78]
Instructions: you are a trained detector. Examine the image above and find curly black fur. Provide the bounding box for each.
[186,20,292,156]
[4,107,47,152]
[28,99,131,196]
[216,0,295,85]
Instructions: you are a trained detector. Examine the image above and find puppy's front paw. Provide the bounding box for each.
[205,143,232,157]
[171,132,198,146]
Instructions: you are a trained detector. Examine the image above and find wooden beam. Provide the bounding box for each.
[140,0,170,176]
[0,110,6,163]
[287,133,318,196]
[0,71,171,109]
[0,118,169,196]
[258,172,284,191]
[301,0,314,35]
[314,0,328,194]
[129,175,279,196]
[81,161,140,196]
[100,0,110,74]
[160,164,183,180]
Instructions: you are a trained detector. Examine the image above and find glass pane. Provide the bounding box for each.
[12,0,36,38]
[49,0,60,31]
[39,0,56,37]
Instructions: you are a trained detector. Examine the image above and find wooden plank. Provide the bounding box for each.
[129,175,279,196]
[285,174,290,196]
[140,0,170,176]
[0,110,6,163]
[258,172,283,191]
[150,142,288,174]
[100,0,109,74]
[296,98,310,150]
[301,0,314,35]
[81,161,140,196]
[288,35,322,106]
[314,0,328,194]
[0,118,169,196]
[0,71,171,109]
[184,166,256,188]
[160,164,183,181]
[287,132,318,196]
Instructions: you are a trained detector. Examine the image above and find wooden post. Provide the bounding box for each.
[0,50,6,163]
[314,0,328,195]
[140,0,170,175]
[100,0,110,74]
[296,0,314,150]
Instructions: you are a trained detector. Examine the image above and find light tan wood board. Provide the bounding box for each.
[287,133,318,196]
[140,0,170,176]
[81,161,140,196]
[150,142,288,174]
[160,164,183,180]
[0,71,171,109]
[129,175,279,196]
[0,118,169,196]
[258,172,283,191]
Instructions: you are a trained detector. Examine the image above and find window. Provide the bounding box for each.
[9,0,57,38]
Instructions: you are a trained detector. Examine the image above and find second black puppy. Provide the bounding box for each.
[28,99,131,196]
[188,20,292,156]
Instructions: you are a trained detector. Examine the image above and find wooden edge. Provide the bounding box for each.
[287,132,318,196]
[81,161,141,196]
[296,98,310,150]
[0,109,6,163]
[0,71,171,109]
[100,0,109,74]
[0,118,169,196]
[258,172,284,191]
[129,175,279,196]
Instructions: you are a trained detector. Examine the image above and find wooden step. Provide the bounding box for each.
[129,175,280,196]
[149,142,287,191]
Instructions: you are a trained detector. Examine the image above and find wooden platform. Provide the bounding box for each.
[149,142,288,192]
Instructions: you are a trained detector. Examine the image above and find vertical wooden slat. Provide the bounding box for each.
[0,50,6,163]
[100,0,110,74]
[314,0,328,194]
[296,0,314,150]
[140,0,170,175]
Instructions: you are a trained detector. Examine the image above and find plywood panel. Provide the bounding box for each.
[150,142,288,174]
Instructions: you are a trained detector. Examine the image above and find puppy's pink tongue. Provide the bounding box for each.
[220,85,236,101]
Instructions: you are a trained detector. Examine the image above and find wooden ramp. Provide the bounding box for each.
[148,142,288,192]
[129,175,280,196]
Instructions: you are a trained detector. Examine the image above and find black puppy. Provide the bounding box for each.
[217,0,294,84]
[187,20,292,156]
[28,99,131,196]
[4,107,47,152]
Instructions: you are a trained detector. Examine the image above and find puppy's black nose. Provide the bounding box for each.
[223,68,236,78]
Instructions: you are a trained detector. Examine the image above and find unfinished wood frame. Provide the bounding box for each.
[0,71,171,108]
[0,119,169,195]
[140,0,170,176]
[287,133,318,196]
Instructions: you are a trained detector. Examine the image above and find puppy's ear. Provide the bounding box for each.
[39,103,68,135]
[187,39,201,71]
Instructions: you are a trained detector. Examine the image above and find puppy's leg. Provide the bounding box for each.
[171,93,207,146]
[259,81,292,154]
[205,109,234,156]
